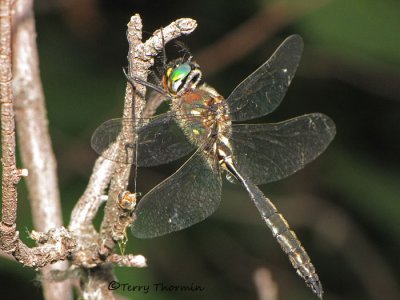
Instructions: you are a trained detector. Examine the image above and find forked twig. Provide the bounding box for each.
[0,3,198,298]
[68,13,197,253]
[68,15,197,298]
[0,4,75,300]
[11,0,72,298]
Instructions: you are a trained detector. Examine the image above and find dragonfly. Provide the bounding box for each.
[91,34,335,298]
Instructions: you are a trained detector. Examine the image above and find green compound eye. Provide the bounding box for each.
[170,63,191,85]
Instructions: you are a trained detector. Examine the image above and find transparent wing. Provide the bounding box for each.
[137,114,195,166]
[91,118,137,164]
[132,147,222,238]
[227,35,303,121]
[230,113,336,185]
[90,113,195,166]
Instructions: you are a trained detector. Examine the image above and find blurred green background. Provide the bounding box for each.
[2,0,400,299]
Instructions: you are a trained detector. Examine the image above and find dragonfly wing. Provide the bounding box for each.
[230,113,335,185]
[90,113,195,166]
[132,148,222,238]
[137,114,195,166]
[91,118,137,164]
[227,35,303,122]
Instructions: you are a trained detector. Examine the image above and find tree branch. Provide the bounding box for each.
[69,13,196,248]
[254,268,278,300]
[99,16,198,255]
[11,0,72,298]
[67,15,197,299]
[0,4,75,297]
[1,7,198,298]
[0,0,21,252]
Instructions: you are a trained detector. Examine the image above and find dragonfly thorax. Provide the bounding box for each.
[171,84,232,150]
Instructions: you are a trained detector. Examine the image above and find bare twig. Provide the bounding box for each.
[142,91,165,119]
[70,17,197,236]
[11,0,72,298]
[66,15,196,299]
[0,248,14,261]
[98,14,144,256]
[0,0,21,253]
[99,16,199,254]
[0,0,74,278]
[69,156,116,233]
[1,7,198,299]
[106,253,146,268]
[14,227,76,268]
[1,1,74,272]
[81,264,116,300]
[254,268,278,300]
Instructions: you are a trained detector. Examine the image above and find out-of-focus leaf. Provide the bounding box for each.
[324,148,400,239]
[298,0,400,65]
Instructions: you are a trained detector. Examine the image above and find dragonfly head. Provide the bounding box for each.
[163,60,202,96]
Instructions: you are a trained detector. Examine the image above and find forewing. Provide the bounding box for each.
[137,114,195,166]
[132,148,222,238]
[230,113,335,185]
[90,113,195,166]
[227,35,303,121]
[90,118,136,164]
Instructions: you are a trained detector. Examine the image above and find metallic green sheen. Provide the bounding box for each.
[171,64,191,83]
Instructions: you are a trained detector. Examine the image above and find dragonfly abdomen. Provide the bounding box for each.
[264,213,323,299]
[228,162,324,299]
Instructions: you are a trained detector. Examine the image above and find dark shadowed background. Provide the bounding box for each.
[1,0,399,299]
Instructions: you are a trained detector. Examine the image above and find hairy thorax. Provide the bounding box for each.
[171,84,232,155]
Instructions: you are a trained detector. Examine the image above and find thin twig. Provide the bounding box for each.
[0,0,20,252]
[98,14,144,256]
[0,1,74,271]
[106,253,146,268]
[99,13,198,261]
[69,17,198,235]
[0,249,14,261]
[254,268,279,300]
[1,9,198,299]
[11,0,72,298]
[69,157,116,233]
[67,15,196,299]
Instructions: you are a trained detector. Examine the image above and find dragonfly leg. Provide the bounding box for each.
[122,142,135,164]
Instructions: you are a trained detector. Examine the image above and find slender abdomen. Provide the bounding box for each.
[224,158,323,298]
[264,212,323,298]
